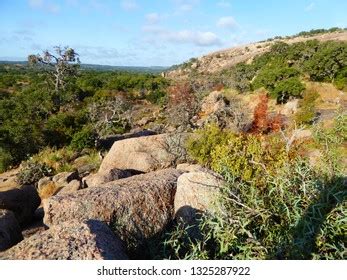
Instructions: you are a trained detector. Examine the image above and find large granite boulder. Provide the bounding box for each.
[0,220,128,260]
[52,171,79,186]
[176,163,206,173]
[200,91,228,116]
[0,209,23,251]
[82,168,133,188]
[99,134,183,173]
[43,169,183,243]
[174,171,225,223]
[96,129,156,150]
[0,185,41,226]
[38,171,82,199]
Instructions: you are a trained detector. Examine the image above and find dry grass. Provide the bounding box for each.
[38,181,61,200]
[305,81,346,110]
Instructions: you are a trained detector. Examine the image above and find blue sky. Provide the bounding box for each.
[0,0,346,66]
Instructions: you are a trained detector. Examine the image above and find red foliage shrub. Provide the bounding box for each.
[168,82,195,107]
[251,94,269,133]
[269,113,284,132]
[251,94,284,134]
[213,83,224,92]
[167,82,198,128]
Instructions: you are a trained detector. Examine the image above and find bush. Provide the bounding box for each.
[161,160,346,260]
[167,82,199,130]
[295,89,319,125]
[145,90,167,106]
[187,125,291,184]
[252,63,299,92]
[271,77,305,103]
[0,148,13,172]
[70,126,96,151]
[32,146,101,174]
[17,160,53,185]
[210,133,289,185]
[250,94,284,134]
[333,67,347,90]
[163,116,346,260]
[44,112,76,147]
[186,124,230,165]
[313,114,347,176]
[304,41,347,82]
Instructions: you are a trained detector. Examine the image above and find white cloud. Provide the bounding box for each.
[28,0,60,13]
[28,0,44,8]
[173,0,200,13]
[217,1,231,8]
[121,0,139,11]
[143,26,221,47]
[305,2,315,11]
[145,13,161,24]
[216,16,238,29]
[179,4,193,12]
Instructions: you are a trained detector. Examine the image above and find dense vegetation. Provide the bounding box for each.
[140,115,345,260]
[0,30,346,260]
[0,63,168,172]
[229,40,347,101]
[180,39,347,104]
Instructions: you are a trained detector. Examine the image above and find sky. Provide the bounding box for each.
[0,0,346,66]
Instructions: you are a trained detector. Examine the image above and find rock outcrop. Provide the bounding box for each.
[0,209,23,251]
[0,185,41,226]
[52,171,79,186]
[0,220,128,260]
[38,171,82,199]
[82,168,133,188]
[96,129,156,150]
[99,134,178,173]
[174,171,224,223]
[43,169,183,243]
[176,163,206,173]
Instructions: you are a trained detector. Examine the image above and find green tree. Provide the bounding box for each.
[28,46,80,110]
[271,77,305,103]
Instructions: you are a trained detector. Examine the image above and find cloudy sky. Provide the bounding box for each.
[0,0,346,66]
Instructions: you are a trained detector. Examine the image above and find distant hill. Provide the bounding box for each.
[165,28,347,79]
[0,60,168,74]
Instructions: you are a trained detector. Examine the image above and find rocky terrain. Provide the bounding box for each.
[0,131,224,259]
[0,29,346,260]
[165,31,347,79]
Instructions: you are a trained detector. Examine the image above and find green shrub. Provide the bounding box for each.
[271,77,305,103]
[313,114,347,176]
[44,112,76,147]
[161,161,346,260]
[187,126,291,185]
[160,116,346,260]
[304,41,347,82]
[295,89,319,125]
[252,63,299,92]
[210,134,289,184]
[145,90,167,105]
[17,160,53,185]
[186,125,230,165]
[70,126,96,151]
[333,67,347,90]
[0,148,13,173]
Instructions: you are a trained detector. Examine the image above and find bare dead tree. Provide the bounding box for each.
[88,96,132,142]
[166,82,200,131]
[279,123,305,153]
[28,46,80,109]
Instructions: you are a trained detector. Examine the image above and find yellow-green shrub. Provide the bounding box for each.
[187,126,290,185]
[295,89,319,125]
[186,124,230,165]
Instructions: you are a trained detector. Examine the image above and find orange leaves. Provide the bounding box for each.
[251,94,284,134]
